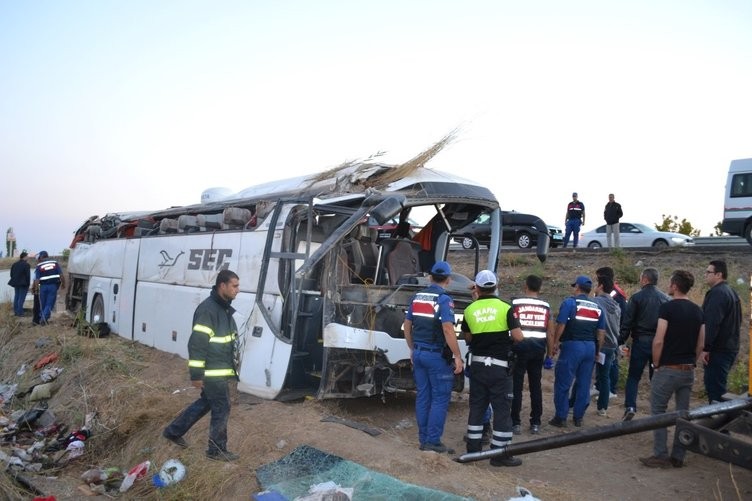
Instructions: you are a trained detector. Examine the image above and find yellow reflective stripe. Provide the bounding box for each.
[194,324,214,337]
[188,360,205,367]
[204,369,236,377]
[209,335,236,344]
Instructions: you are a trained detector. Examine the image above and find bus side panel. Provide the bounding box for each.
[237,293,291,400]
[68,240,128,278]
[115,239,141,339]
[133,283,204,358]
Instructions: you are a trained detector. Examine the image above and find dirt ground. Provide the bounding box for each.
[1,247,750,500]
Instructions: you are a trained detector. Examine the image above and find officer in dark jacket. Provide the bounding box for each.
[163,269,241,461]
[8,251,30,316]
[701,260,742,403]
[620,268,669,420]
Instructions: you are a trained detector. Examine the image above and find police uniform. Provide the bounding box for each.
[510,296,550,430]
[462,287,521,460]
[33,251,63,323]
[404,261,457,451]
[552,281,605,424]
[563,193,585,248]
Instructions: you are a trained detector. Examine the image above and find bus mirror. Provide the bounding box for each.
[367,195,406,225]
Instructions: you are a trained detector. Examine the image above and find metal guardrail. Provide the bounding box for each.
[693,236,748,247]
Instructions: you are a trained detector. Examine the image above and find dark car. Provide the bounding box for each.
[454,211,562,249]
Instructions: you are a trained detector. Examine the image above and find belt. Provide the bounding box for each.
[660,364,695,371]
[471,355,508,368]
[413,345,442,353]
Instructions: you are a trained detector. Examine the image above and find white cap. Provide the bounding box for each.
[474,270,498,288]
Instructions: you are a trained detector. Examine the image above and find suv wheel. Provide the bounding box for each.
[516,232,532,249]
[461,236,477,250]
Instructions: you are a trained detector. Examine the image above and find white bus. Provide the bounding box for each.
[65,161,549,400]
[721,158,752,245]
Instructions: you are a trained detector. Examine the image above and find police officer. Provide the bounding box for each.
[32,250,65,324]
[403,261,463,454]
[563,192,586,248]
[510,275,552,435]
[462,270,524,466]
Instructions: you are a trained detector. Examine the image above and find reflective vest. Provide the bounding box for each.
[464,296,514,359]
[36,260,62,284]
[512,297,550,339]
[187,289,238,380]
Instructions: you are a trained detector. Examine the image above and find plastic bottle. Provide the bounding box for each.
[119,460,151,492]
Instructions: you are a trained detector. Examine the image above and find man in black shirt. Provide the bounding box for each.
[639,270,704,468]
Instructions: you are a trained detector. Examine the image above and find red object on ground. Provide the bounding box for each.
[33,352,60,370]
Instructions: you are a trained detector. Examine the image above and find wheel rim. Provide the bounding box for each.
[654,240,668,249]
[518,234,531,248]
[588,242,601,249]
[91,295,105,324]
[461,237,475,249]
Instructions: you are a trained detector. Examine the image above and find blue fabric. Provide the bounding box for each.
[413,349,454,446]
[13,286,28,316]
[405,284,453,347]
[624,336,653,410]
[595,348,616,410]
[703,351,737,403]
[650,367,694,460]
[556,295,606,341]
[165,379,231,454]
[553,340,596,419]
[39,283,59,322]
[563,218,582,248]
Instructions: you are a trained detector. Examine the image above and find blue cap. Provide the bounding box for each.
[571,275,592,288]
[430,261,452,277]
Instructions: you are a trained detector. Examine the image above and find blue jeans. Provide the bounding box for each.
[563,219,582,248]
[703,351,737,403]
[624,336,653,410]
[413,349,454,446]
[13,286,28,316]
[165,378,231,454]
[554,340,596,420]
[609,352,620,394]
[39,283,59,323]
[650,367,693,460]
[595,348,615,410]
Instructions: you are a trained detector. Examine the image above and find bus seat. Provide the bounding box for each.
[197,213,225,230]
[223,207,252,229]
[380,238,422,285]
[177,215,200,233]
[159,218,179,234]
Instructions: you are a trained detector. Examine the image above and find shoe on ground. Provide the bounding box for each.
[512,424,521,435]
[623,407,636,421]
[639,456,672,468]
[420,442,455,454]
[548,417,566,428]
[490,455,523,467]
[609,392,617,400]
[573,418,583,427]
[206,450,239,461]
[597,408,608,417]
[162,430,188,448]
[530,424,540,434]
[670,457,685,468]
[590,386,600,398]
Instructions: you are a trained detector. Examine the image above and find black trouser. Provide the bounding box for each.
[466,363,513,453]
[511,348,545,426]
[165,378,231,454]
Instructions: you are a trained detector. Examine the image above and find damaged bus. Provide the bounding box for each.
[65,161,549,400]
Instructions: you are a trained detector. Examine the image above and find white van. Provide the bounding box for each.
[721,158,752,245]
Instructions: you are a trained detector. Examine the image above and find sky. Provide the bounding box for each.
[1,0,751,255]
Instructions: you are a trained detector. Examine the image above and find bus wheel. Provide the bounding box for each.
[91,294,105,324]
[745,223,752,245]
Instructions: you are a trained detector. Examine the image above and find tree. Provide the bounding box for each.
[655,215,700,237]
